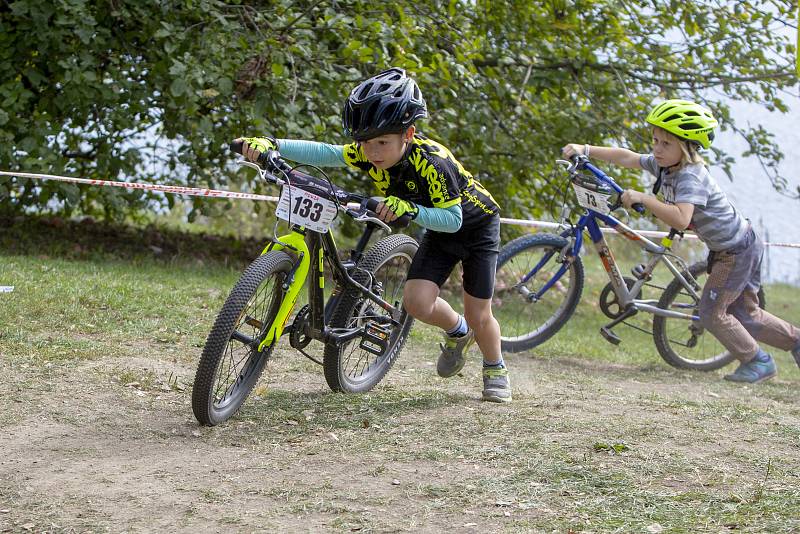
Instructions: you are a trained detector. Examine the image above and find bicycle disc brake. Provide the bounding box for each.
[599,277,641,319]
[289,304,314,350]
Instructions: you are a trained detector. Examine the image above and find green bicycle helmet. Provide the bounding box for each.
[646,99,718,149]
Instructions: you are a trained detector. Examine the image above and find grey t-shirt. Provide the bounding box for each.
[640,155,749,251]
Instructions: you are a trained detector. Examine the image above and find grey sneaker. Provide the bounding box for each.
[436,328,475,378]
[724,354,777,384]
[482,367,512,403]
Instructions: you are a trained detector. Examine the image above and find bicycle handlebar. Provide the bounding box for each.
[228,140,412,228]
[569,155,645,214]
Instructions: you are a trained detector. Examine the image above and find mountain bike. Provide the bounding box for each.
[192,147,418,426]
[493,155,763,371]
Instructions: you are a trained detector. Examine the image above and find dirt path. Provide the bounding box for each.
[2,330,799,533]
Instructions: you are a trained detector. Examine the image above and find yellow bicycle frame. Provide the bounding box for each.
[257,230,310,351]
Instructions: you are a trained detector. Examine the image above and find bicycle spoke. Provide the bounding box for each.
[212,271,283,405]
[334,251,410,381]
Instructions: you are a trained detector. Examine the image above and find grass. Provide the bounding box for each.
[1,217,799,532]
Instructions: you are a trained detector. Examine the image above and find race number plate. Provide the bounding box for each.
[572,183,611,215]
[275,186,338,232]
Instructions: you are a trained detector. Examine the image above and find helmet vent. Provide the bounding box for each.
[357,84,372,100]
[383,102,399,122]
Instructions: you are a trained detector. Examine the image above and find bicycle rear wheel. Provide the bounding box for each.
[494,233,584,353]
[652,261,764,371]
[324,234,418,393]
[192,251,293,425]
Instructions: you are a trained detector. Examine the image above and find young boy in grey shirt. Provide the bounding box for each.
[563,99,800,383]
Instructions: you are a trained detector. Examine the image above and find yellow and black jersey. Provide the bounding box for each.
[342,134,500,229]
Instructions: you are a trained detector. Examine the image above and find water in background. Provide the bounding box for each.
[712,97,800,285]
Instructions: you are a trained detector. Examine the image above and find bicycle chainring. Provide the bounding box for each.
[599,277,641,319]
[289,304,314,350]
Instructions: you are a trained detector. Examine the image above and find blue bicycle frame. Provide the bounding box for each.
[523,159,701,322]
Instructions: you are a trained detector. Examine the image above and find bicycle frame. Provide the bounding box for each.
[256,221,405,352]
[524,160,701,321]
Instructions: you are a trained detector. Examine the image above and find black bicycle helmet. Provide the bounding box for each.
[342,67,427,141]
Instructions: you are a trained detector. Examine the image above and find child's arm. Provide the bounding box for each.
[374,197,463,233]
[236,137,349,167]
[621,190,695,230]
[276,139,348,167]
[562,143,642,169]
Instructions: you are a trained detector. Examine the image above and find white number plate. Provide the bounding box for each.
[572,183,611,215]
[275,186,338,232]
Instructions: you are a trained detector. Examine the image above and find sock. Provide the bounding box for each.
[483,357,505,369]
[753,348,770,363]
[446,315,468,337]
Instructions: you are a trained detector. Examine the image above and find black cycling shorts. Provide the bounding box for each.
[407,216,500,300]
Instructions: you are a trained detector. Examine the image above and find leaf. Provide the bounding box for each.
[170,78,188,97]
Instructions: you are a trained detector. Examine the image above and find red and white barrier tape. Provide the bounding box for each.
[0,170,279,202]
[2,170,799,249]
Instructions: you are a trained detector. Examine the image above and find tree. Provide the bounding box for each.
[1,0,796,225]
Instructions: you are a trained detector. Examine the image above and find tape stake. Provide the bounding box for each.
[0,286,14,293]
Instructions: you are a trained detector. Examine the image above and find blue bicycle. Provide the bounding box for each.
[493,155,761,371]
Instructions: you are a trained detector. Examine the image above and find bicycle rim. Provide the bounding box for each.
[342,255,411,384]
[193,253,291,425]
[494,235,584,352]
[324,235,417,392]
[213,275,284,411]
[653,262,736,371]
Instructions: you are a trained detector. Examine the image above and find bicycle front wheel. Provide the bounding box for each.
[494,233,584,353]
[324,234,418,393]
[653,261,750,371]
[192,251,293,426]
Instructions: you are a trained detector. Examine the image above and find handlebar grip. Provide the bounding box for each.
[632,202,646,214]
[364,197,381,212]
[363,198,412,229]
[229,139,274,169]
[229,139,244,154]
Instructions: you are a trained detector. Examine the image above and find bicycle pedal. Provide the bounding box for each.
[359,322,391,356]
[600,326,621,345]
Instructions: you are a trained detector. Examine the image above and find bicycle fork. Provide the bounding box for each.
[257,231,311,352]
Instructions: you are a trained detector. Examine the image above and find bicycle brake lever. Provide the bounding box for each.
[352,213,392,232]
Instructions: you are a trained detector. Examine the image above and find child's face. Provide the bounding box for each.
[652,127,683,168]
[359,127,414,170]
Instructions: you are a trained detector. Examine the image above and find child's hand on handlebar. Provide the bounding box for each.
[233,137,278,163]
[561,143,587,159]
[621,189,646,209]
[375,196,418,223]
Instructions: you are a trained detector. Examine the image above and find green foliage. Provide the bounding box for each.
[0,0,796,222]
